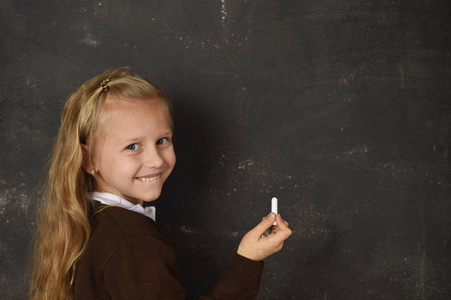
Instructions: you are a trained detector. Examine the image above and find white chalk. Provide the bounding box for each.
[271,197,278,225]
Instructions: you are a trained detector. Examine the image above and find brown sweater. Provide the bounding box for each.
[73,202,264,299]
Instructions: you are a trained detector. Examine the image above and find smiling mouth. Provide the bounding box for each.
[137,175,161,182]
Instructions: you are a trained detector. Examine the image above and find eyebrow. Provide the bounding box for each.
[161,131,173,136]
[121,131,173,144]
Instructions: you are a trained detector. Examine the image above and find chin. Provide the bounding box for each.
[141,192,162,203]
[142,198,158,203]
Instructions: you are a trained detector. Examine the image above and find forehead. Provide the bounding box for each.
[100,96,167,115]
[95,97,171,139]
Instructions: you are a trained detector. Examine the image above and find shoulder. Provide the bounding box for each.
[91,201,166,240]
[84,202,171,267]
[74,202,178,298]
[78,202,171,272]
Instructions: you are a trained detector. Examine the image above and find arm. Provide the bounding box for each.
[103,213,291,300]
[200,253,264,300]
[202,213,292,300]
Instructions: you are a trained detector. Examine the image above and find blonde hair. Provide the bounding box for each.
[30,67,171,299]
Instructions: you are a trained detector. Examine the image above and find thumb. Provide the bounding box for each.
[249,213,276,238]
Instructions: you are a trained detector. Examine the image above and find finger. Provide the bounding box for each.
[274,215,292,238]
[277,218,289,227]
[275,214,290,229]
[250,213,277,238]
[281,217,289,226]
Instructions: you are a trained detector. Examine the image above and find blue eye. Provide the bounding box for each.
[156,138,169,145]
[126,143,140,150]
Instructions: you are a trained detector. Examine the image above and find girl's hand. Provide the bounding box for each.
[237,213,292,261]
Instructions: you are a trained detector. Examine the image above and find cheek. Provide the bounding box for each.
[97,152,136,174]
[165,149,176,169]
[96,153,117,171]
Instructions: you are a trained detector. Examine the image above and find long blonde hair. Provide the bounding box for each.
[30,67,171,299]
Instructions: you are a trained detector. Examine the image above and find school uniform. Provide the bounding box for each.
[73,192,264,300]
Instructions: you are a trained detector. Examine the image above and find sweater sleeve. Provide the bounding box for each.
[104,235,263,300]
[200,253,264,300]
[77,204,265,299]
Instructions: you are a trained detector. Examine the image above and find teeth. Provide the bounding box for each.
[138,175,160,182]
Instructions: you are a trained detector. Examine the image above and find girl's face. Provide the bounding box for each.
[91,97,175,205]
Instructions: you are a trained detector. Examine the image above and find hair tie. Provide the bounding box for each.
[100,78,110,92]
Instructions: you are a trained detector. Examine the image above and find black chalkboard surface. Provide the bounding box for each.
[1,1,450,299]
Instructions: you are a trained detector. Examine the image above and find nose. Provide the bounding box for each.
[143,146,164,169]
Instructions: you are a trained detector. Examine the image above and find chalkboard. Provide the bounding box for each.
[1,0,450,299]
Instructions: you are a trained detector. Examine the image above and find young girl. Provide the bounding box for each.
[30,67,292,299]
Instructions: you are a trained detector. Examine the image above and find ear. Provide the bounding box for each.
[81,144,95,174]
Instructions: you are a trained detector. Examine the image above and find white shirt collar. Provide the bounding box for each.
[91,192,156,221]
